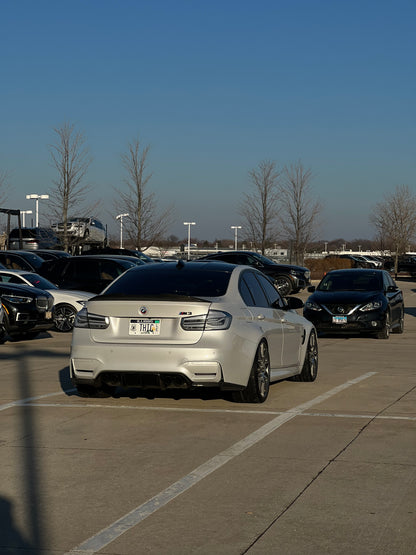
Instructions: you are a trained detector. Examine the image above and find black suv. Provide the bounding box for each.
[196,251,311,296]
[0,282,54,341]
[39,256,137,293]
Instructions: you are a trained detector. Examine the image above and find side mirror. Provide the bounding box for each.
[284,296,304,310]
[387,285,399,293]
[307,285,316,292]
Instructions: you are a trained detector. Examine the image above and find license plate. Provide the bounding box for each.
[129,318,161,335]
[46,311,52,319]
[332,315,347,324]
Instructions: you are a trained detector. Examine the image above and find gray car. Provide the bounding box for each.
[51,217,106,244]
[70,261,318,402]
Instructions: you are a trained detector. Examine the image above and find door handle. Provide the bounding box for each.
[257,314,265,320]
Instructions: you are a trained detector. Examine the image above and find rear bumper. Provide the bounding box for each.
[70,333,256,390]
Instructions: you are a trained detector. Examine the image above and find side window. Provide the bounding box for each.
[72,260,99,280]
[99,261,119,280]
[242,272,270,307]
[383,272,394,290]
[8,276,24,284]
[220,255,236,264]
[239,276,255,305]
[255,273,285,307]
[9,256,26,270]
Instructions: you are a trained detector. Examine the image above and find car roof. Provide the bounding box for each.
[0,269,28,275]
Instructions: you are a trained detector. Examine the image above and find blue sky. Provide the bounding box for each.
[1,0,415,244]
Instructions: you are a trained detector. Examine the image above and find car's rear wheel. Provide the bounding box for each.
[274,275,292,296]
[233,341,270,403]
[291,331,318,382]
[377,312,391,339]
[53,303,77,332]
[392,307,404,334]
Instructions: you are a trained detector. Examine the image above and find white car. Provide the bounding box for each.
[51,217,106,244]
[70,261,318,402]
[0,270,92,332]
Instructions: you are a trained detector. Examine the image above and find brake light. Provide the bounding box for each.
[181,310,232,331]
[74,307,109,329]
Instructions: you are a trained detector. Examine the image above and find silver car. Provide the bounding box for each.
[51,217,106,244]
[70,261,318,403]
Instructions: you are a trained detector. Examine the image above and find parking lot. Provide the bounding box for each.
[1,279,415,554]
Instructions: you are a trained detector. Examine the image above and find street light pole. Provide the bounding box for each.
[183,222,195,260]
[20,210,32,227]
[26,194,49,227]
[231,225,242,250]
[116,213,129,248]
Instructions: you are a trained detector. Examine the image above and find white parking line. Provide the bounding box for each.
[65,372,376,555]
[0,389,76,412]
[17,402,416,421]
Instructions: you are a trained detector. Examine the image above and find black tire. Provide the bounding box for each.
[292,330,318,382]
[392,307,404,334]
[274,275,292,296]
[377,312,391,339]
[75,383,115,398]
[53,303,77,332]
[233,341,270,403]
[0,325,7,343]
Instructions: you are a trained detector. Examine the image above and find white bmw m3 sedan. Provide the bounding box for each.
[70,260,318,403]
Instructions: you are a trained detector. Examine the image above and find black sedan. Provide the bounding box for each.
[303,269,404,339]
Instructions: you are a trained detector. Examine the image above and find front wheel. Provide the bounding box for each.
[291,330,318,382]
[274,275,292,296]
[233,341,270,403]
[392,307,404,334]
[377,312,390,339]
[53,303,77,332]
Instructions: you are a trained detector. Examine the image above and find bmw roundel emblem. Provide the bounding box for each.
[139,306,148,315]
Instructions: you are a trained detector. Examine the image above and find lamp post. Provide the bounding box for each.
[116,213,129,248]
[183,222,195,260]
[231,225,242,250]
[20,210,33,227]
[26,194,49,227]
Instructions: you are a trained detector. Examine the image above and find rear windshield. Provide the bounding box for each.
[101,264,231,298]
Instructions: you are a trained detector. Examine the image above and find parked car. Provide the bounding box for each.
[0,251,46,272]
[81,247,155,263]
[8,227,62,250]
[51,217,106,245]
[39,255,138,294]
[326,254,371,268]
[70,260,318,401]
[196,251,311,296]
[303,269,404,339]
[0,282,54,340]
[397,255,416,277]
[0,270,92,332]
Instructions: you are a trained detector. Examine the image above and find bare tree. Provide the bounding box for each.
[115,138,172,251]
[370,185,416,273]
[239,160,280,254]
[48,123,92,250]
[278,161,321,265]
